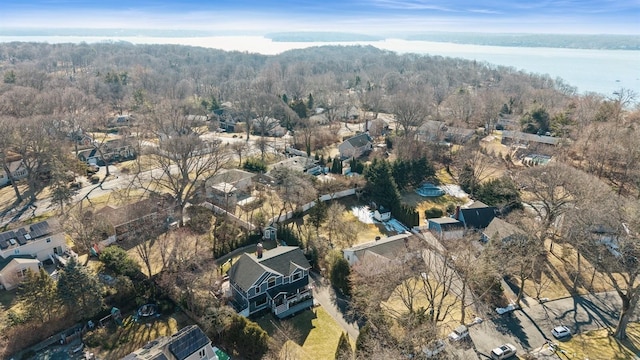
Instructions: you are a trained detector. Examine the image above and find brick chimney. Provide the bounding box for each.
[256,242,264,259]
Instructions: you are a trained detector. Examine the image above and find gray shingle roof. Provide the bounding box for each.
[228,246,311,293]
[483,218,524,242]
[345,133,372,148]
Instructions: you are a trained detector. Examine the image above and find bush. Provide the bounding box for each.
[242,157,267,172]
[224,314,269,359]
[424,207,444,219]
[330,257,351,296]
[100,246,141,278]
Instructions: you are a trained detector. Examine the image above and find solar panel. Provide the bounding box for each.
[0,231,16,243]
[0,240,8,249]
[168,326,210,360]
[17,237,27,245]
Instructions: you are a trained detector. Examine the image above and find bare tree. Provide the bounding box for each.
[145,101,230,225]
[390,92,428,136]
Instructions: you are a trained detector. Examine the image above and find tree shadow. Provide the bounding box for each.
[491,311,533,349]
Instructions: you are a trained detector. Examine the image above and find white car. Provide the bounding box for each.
[496,303,517,315]
[423,339,446,358]
[552,325,571,339]
[448,325,469,342]
[490,343,517,359]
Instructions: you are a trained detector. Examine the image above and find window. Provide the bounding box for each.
[291,272,301,282]
[16,268,28,278]
[46,238,51,243]
[198,349,206,358]
[268,277,277,288]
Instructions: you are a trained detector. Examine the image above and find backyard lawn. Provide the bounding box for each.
[86,311,193,360]
[257,307,351,360]
[556,323,640,360]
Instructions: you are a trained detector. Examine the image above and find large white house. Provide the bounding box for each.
[0,219,67,290]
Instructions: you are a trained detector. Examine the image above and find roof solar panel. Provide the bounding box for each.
[0,231,16,243]
[17,237,27,246]
[0,240,8,249]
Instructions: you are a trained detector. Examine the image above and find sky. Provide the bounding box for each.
[1,0,639,35]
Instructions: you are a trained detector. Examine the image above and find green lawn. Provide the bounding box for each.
[257,307,350,360]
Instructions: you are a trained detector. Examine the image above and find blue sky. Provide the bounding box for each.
[1,0,639,34]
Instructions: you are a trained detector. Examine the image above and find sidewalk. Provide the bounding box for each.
[309,271,360,340]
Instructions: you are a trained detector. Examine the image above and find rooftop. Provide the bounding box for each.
[0,219,61,251]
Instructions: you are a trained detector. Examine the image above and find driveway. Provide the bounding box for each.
[470,291,637,358]
[309,271,360,340]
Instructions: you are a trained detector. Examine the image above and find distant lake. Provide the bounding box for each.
[1,35,639,96]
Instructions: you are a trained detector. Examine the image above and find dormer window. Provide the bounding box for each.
[292,272,301,282]
[267,277,276,288]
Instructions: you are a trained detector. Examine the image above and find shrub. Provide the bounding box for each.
[242,157,267,172]
[99,246,141,278]
[424,207,444,219]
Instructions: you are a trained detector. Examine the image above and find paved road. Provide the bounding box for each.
[469,291,637,358]
[309,271,360,341]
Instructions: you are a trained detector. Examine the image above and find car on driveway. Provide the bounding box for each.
[448,325,469,342]
[423,339,446,358]
[490,343,517,359]
[552,325,571,339]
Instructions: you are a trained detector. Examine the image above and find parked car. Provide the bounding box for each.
[551,325,571,339]
[490,343,517,359]
[496,303,517,315]
[423,339,446,358]
[448,325,469,342]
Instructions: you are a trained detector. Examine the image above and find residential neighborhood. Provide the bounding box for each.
[0,40,638,360]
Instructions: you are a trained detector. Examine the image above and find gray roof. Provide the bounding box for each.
[345,133,372,148]
[502,131,560,145]
[228,246,311,292]
[343,233,414,262]
[483,218,524,242]
[208,169,255,185]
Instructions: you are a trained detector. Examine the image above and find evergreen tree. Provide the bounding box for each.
[282,94,289,104]
[57,257,103,321]
[392,159,410,190]
[225,314,269,359]
[18,268,60,322]
[100,246,141,278]
[330,257,351,296]
[364,159,401,210]
[307,93,314,110]
[409,157,435,187]
[308,199,328,235]
[335,332,353,360]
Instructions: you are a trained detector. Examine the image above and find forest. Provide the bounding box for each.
[0,41,639,359]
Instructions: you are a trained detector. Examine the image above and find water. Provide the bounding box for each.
[1,35,638,96]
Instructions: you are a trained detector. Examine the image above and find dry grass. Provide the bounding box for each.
[87,312,193,360]
[557,323,640,360]
[382,277,472,339]
[513,240,616,301]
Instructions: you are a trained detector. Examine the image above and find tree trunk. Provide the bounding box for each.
[614,294,639,340]
[460,278,467,325]
[3,163,22,202]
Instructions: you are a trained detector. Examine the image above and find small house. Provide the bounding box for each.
[207,182,238,211]
[338,133,372,159]
[428,217,465,240]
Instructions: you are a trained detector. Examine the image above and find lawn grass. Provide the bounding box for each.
[87,311,193,360]
[382,277,472,339]
[557,323,640,360]
[257,307,349,360]
[517,240,616,301]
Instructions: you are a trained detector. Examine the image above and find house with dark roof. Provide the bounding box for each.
[228,245,313,318]
[338,133,372,159]
[77,138,136,166]
[124,325,226,360]
[455,202,498,230]
[428,217,465,240]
